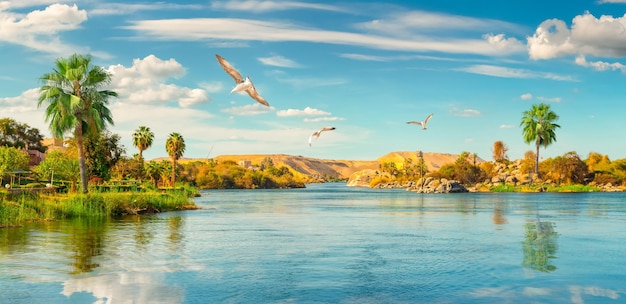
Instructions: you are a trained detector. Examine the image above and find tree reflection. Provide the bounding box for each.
[492,201,507,225]
[522,208,559,272]
[66,218,107,274]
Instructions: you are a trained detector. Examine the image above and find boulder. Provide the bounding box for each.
[346,169,379,187]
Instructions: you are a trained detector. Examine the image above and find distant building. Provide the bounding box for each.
[238,160,252,168]
[42,137,67,152]
[27,150,45,166]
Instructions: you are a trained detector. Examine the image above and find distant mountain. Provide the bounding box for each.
[156,152,475,179]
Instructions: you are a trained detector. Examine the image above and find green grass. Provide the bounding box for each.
[488,183,600,193]
[0,189,198,227]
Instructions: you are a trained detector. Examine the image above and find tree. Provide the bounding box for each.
[165,132,186,186]
[0,146,30,186]
[132,126,154,162]
[520,103,560,176]
[38,54,118,193]
[0,118,47,153]
[492,140,509,163]
[33,150,80,192]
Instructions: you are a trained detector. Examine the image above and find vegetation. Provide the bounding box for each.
[38,53,118,193]
[520,103,561,176]
[0,118,47,153]
[0,190,197,228]
[166,132,186,186]
[188,158,305,189]
[133,125,154,162]
[492,140,508,163]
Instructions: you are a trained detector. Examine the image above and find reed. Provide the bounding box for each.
[0,189,197,227]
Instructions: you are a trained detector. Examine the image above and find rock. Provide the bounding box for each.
[346,169,379,187]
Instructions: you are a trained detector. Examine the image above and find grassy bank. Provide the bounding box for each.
[0,189,198,228]
[488,183,601,193]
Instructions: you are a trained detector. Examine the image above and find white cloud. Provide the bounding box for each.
[451,108,481,117]
[0,3,90,56]
[339,53,390,62]
[499,124,515,129]
[107,55,209,107]
[258,55,301,68]
[457,64,576,81]
[528,12,626,60]
[537,96,561,103]
[276,106,330,117]
[304,116,344,122]
[221,103,275,116]
[356,10,525,35]
[89,3,203,16]
[483,33,525,53]
[209,0,346,13]
[520,93,533,100]
[124,18,526,56]
[575,55,626,72]
[598,0,626,4]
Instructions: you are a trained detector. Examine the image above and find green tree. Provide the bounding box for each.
[38,53,118,193]
[0,118,47,153]
[132,126,154,162]
[145,160,167,188]
[165,132,186,186]
[520,103,560,176]
[0,146,30,186]
[33,150,80,192]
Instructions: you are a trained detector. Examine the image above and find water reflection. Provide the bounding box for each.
[522,204,559,272]
[65,218,108,274]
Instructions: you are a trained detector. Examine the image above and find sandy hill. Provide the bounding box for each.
[154,152,472,179]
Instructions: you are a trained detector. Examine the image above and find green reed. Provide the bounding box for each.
[0,189,197,227]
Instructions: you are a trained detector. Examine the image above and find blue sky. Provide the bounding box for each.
[1,0,625,162]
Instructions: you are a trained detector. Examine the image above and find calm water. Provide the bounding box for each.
[1,183,626,303]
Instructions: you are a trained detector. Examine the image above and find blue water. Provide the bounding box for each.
[1,183,626,303]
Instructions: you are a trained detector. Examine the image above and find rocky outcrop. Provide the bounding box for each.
[407,178,469,193]
[346,169,380,187]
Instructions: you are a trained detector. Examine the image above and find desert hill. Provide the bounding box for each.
[154,152,474,179]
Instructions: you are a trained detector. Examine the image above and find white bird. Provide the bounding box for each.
[215,54,270,107]
[309,127,336,147]
[407,113,434,130]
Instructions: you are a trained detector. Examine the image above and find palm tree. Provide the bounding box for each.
[520,103,560,176]
[38,54,118,193]
[132,126,154,162]
[165,132,186,186]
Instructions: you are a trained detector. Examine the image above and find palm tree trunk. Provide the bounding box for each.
[76,130,89,193]
[171,158,176,187]
[535,141,540,178]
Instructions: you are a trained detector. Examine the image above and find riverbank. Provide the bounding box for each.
[0,190,199,228]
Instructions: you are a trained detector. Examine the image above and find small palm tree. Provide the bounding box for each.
[38,53,118,193]
[520,103,560,176]
[132,126,154,162]
[165,132,186,186]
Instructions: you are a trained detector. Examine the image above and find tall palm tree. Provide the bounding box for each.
[132,126,154,162]
[165,132,186,186]
[38,54,118,193]
[520,103,560,176]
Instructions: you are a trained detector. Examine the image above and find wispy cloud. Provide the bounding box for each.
[456,64,576,81]
[575,55,626,72]
[276,107,330,117]
[258,55,302,68]
[124,18,526,56]
[277,76,348,88]
[451,108,481,117]
[499,124,515,129]
[520,93,533,100]
[537,96,561,103]
[304,116,344,122]
[221,103,275,116]
[89,3,203,15]
[209,0,347,13]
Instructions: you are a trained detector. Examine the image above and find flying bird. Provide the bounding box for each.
[407,113,434,130]
[215,54,270,107]
[309,127,336,147]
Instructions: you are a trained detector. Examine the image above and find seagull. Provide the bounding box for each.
[215,54,270,107]
[407,113,434,130]
[309,127,336,147]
